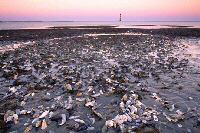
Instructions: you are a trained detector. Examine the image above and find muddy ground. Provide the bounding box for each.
[0,27,200,133]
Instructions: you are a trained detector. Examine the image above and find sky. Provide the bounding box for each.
[0,0,200,21]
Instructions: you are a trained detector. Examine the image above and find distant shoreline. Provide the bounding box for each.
[0,21,200,30]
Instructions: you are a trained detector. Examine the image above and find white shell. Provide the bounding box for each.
[49,111,54,118]
[39,111,49,118]
[128,105,137,113]
[69,115,80,119]
[91,93,101,98]
[32,117,39,123]
[177,124,182,127]
[113,115,128,125]
[9,87,17,93]
[176,110,184,115]
[105,120,114,127]
[59,114,66,125]
[85,101,96,107]
[13,114,19,124]
[68,96,73,104]
[74,119,85,123]
[153,115,158,121]
[76,98,86,101]
[20,110,27,115]
[6,116,14,122]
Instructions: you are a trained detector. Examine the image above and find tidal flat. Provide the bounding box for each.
[0,27,200,133]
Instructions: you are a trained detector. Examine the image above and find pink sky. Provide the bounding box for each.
[0,0,200,21]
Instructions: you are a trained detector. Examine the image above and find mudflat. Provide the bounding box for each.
[0,27,200,133]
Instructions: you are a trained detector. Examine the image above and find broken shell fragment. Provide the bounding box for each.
[65,103,73,109]
[74,119,85,123]
[136,100,146,109]
[32,117,39,124]
[91,93,101,98]
[150,93,162,102]
[68,96,73,103]
[76,98,86,101]
[177,124,182,127]
[59,114,66,125]
[87,127,95,131]
[76,93,82,97]
[24,125,32,133]
[6,116,13,122]
[49,111,54,118]
[92,108,103,119]
[36,121,41,127]
[13,114,19,124]
[164,101,174,111]
[85,101,96,107]
[69,115,80,119]
[168,114,185,121]
[122,94,128,102]
[9,87,17,93]
[176,110,184,115]
[113,115,128,125]
[39,110,49,118]
[20,110,27,115]
[128,105,137,113]
[4,110,14,121]
[41,119,47,130]
[105,120,114,127]
[65,84,72,92]
[89,118,95,124]
[153,115,158,121]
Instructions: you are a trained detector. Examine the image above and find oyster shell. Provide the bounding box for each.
[41,119,47,130]
[39,110,49,118]
[59,114,66,126]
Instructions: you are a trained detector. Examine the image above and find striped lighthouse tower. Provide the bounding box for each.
[119,14,121,21]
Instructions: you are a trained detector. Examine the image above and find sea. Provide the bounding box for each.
[0,21,200,30]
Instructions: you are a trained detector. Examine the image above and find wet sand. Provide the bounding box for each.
[0,27,200,133]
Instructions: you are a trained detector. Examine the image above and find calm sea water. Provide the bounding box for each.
[0,21,200,30]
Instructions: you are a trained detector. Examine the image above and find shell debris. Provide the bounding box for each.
[36,120,42,127]
[74,119,85,123]
[91,93,101,98]
[59,114,66,126]
[92,108,103,119]
[39,110,49,118]
[68,96,73,103]
[150,93,162,102]
[13,114,19,124]
[24,125,32,133]
[69,115,80,119]
[85,101,96,107]
[64,84,72,92]
[41,119,47,130]
[4,110,14,121]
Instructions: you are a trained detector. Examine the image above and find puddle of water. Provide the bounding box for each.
[176,38,200,68]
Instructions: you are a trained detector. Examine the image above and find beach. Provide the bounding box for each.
[0,27,200,133]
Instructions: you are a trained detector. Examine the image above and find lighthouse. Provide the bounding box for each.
[119,14,121,21]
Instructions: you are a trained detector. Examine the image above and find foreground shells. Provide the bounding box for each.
[0,28,200,133]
